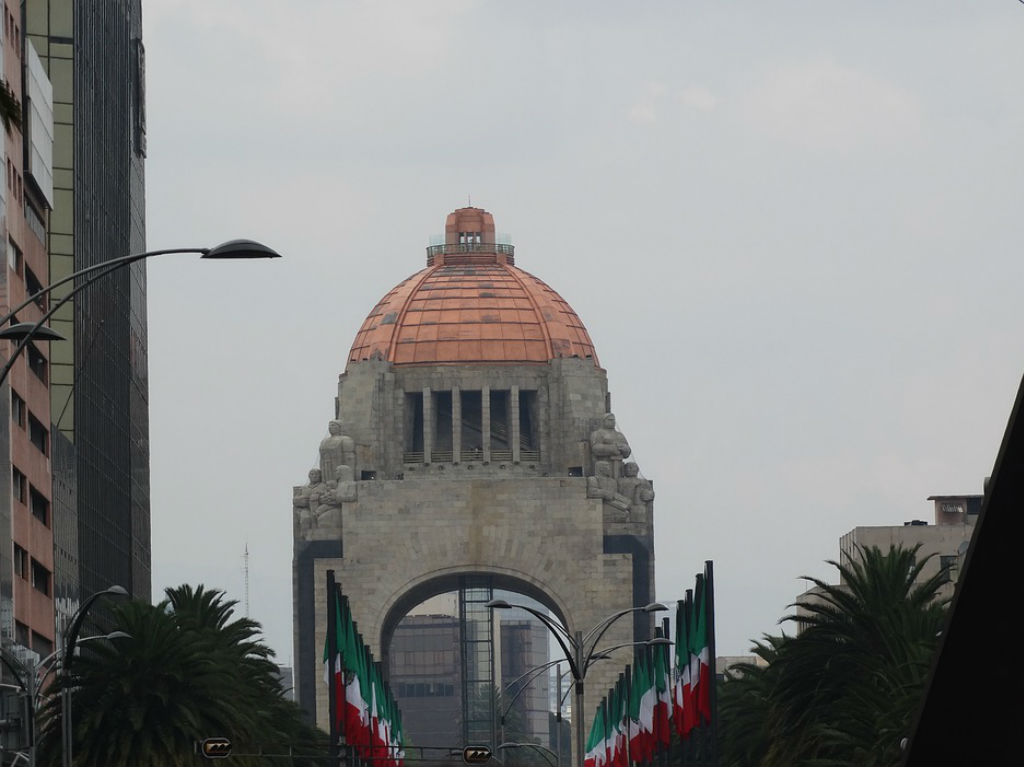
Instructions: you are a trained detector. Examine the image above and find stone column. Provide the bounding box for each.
[510,385,521,463]
[423,386,433,464]
[482,384,491,463]
[452,384,462,464]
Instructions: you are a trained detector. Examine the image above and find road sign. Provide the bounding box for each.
[201,737,232,759]
[463,744,492,763]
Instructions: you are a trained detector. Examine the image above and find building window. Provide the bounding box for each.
[25,265,46,309]
[30,559,51,596]
[13,544,27,579]
[11,390,26,427]
[12,467,26,504]
[30,485,49,526]
[32,632,53,658]
[404,392,424,456]
[29,413,48,455]
[7,237,23,277]
[27,343,48,384]
[15,621,30,648]
[939,555,958,583]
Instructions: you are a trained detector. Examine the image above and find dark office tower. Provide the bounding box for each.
[26,1,148,621]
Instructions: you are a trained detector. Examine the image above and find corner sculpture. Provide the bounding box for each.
[295,422,359,537]
[320,420,356,481]
[617,461,655,519]
[589,412,632,476]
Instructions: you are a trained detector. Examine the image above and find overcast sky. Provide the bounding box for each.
[142,1,1024,664]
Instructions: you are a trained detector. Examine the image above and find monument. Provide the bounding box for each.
[292,207,656,756]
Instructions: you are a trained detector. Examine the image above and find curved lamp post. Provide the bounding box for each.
[498,741,559,766]
[486,600,667,767]
[0,240,281,387]
[61,586,130,767]
[0,629,130,767]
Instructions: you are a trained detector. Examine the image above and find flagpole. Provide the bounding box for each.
[660,617,670,767]
[340,595,352,767]
[704,562,718,767]
[624,665,632,767]
[683,589,693,766]
[327,571,339,765]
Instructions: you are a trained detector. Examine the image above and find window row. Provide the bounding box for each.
[395,682,456,698]
[13,543,51,596]
[404,388,539,462]
[14,621,53,658]
[6,157,24,207]
[3,6,19,56]
[11,465,50,525]
[11,390,50,451]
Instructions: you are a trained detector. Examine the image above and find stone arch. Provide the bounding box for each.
[378,566,573,666]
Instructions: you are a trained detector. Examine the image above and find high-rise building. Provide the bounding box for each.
[389,613,463,748]
[1,0,57,661]
[26,0,148,631]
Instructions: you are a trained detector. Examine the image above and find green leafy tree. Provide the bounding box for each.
[718,545,948,767]
[36,585,327,766]
[0,79,19,132]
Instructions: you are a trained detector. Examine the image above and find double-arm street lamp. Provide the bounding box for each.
[59,586,131,767]
[0,242,277,764]
[497,741,559,766]
[0,239,281,386]
[0,588,131,767]
[486,600,668,767]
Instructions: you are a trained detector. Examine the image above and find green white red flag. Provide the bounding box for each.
[654,638,673,751]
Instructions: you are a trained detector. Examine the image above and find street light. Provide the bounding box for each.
[60,586,130,767]
[0,630,130,767]
[497,741,559,766]
[499,656,609,766]
[0,240,281,387]
[486,600,667,767]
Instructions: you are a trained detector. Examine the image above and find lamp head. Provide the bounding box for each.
[642,602,668,612]
[202,239,282,259]
[648,637,672,646]
[0,322,66,342]
[485,599,512,609]
[105,585,130,598]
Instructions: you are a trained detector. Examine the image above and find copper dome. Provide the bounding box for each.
[347,208,598,367]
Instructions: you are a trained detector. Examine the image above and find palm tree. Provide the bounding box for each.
[717,634,788,767]
[1,79,20,132]
[718,544,948,767]
[36,585,326,766]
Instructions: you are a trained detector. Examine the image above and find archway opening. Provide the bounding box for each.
[382,574,571,760]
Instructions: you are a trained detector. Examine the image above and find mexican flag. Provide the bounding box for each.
[584,704,606,767]
[322,591,346,733]
[690,576,711,726]
[609,683,626,767]
[627,658,646,762]
[344,627,370,755]
[673,597,691,737]
[637,653,658,763]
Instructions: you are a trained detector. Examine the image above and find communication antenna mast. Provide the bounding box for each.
[243,543,250,618]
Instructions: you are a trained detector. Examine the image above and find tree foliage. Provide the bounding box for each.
[36,585,327,766]
[0,79,19,132]
[718,544,948,767]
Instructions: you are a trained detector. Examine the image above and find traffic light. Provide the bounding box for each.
[462,744,492,763]
[200,737,232,759]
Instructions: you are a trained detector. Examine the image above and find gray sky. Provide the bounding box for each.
[142,1,1024,663]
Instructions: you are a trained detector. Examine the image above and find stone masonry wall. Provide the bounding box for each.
[306,475,643,740]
